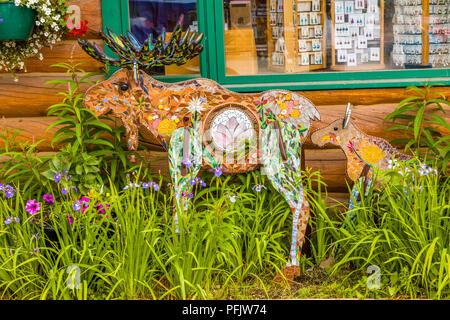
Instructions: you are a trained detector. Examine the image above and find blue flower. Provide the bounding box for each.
[73,202,82,211]
[14,217,20,223]
[150,182,160,191]
[210,166,226,177]
[4,217,12,225]
[54,172,62,183]
[182,158,193,168]
[5,190,15,198]
[252,184,266,192]
[62,187,68,195]
[142,182,150,189]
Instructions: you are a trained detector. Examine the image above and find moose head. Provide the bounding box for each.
[78,15,204,118]
[310,103,354,148]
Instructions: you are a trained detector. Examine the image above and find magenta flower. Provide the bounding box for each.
[43,194,54,204]
[25,200,41,215]
[96,203,110,214]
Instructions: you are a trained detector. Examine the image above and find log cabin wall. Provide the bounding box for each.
[0,0,449,204]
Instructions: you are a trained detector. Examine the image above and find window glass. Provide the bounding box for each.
[222,0,449,75]
[129,0,200,76]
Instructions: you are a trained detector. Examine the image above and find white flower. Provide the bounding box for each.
[186,97,207,114]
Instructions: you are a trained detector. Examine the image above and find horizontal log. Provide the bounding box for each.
[0,73,104,118]
[299,86,450,106]
[22,41,105,73]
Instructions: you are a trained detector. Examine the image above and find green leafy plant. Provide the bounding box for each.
[42,144,102,194]
[384,83,450,172]
[0,128,51,196]
[46,62,134,191]
[319,163,450,299]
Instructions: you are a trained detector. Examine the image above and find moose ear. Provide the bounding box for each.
[343,103,352,129]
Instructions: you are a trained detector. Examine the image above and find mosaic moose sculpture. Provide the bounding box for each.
[311,103,413,266]
[78,16,320,282]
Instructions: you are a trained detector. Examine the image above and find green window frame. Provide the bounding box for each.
[101,0,450,91]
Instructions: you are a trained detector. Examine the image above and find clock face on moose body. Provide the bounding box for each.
[209,108,256,153]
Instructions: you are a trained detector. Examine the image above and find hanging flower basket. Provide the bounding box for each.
[0,0,69,74]
[0,1,36,40]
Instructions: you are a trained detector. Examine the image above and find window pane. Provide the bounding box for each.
[129,0,200,76]
[222,0,449,75]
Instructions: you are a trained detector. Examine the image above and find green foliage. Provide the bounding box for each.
[384,83,450,172]
[46,62,134,191]
[42,144,102,194]
[319,164,450,299]
[0,128,51,196]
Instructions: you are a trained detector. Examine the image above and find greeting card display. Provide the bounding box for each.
[294,0,327,71]
[392,0,449,68]
[268,0,287,69]
[267,0,327,72]
[331,0,385,70]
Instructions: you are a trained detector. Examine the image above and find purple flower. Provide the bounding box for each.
[2,185,15,198]
[5,190,14,198]
[182,158,193,168]
[142,182,150,189]
[210,166,226,177]
[4,217,12,225]
[73,202,82,211]
[67,215,73,225]
[252,184,266,193]
[31,232,39,240]
[62,186,77,195]
[54,172,62,183]
[14,217,20,223]
[25,200,41,215]
[181,191,194,198]
[43,194,54,204]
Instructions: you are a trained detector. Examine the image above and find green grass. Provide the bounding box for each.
[0,166,448,300]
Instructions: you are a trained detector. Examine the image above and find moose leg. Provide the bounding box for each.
[168,127,202,233]
[261,121,306,285]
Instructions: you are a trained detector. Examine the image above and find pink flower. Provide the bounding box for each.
[96,204,110,215]
[43,194,54,204]
[79,197,90,213]
[25,199,41,215]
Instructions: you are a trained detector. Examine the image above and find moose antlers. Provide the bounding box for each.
[78,15,204,71]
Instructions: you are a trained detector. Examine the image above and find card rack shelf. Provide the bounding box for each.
[392,0,449,68]
[267,0,327,73]
[330,0,385,70]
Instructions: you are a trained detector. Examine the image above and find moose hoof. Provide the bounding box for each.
[319,255,335,269]
[273,265,300,285]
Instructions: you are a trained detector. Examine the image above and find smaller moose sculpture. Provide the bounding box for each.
[311,103,413,267]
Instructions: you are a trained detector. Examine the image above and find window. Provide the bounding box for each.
[101,0,450,90]
[129,0,200,76]
[222,0,449,75]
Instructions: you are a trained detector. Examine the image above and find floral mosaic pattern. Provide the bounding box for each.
[80,26,321,281]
